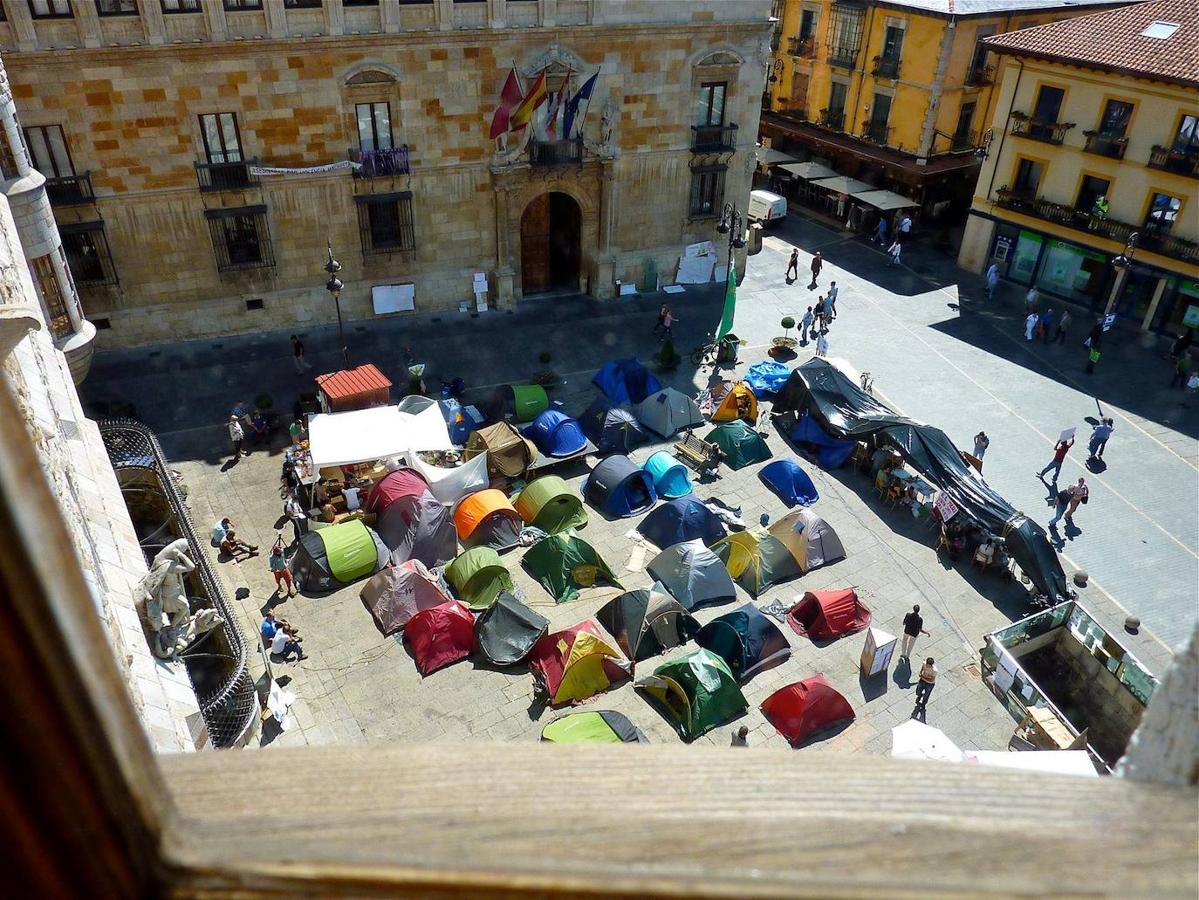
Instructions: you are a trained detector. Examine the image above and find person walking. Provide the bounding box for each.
[985,263,999,301]
[1066,477,1088,525]
[1168,328,1194,360]
[661,307,677,340]
[1024,311,1039,341]
[813,297,826,334]
[973,431,990,460]
[290,334,311,373]
[899,605,928,660]
[815,330,829,358]
[800,306,814,345]
[1054,309,1071,344]
[913,658,937,715]
[228,414,246,460]
[786,248,799,282]
[1040,308,1055,345]
[284,493,309,543]
[1048,483,1073,530]
[1038,436,1073,483]
[872,216,888,246]
[1087,418,1113,462]
[652,303,668,336]
[898,213,913,243]
[1025,287,1039,315]
[826,280,839,319]
[886,239,902,266]
[809,251,823,289]
[1170,352,1193,389]
[268,538,296,598]
[730,725,749,747]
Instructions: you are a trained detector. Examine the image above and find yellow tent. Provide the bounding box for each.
[711,381,758,424]
[766,509,848,572]
[530,619,630,706]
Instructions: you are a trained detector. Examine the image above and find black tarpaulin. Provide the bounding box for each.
[774,360,1069,604]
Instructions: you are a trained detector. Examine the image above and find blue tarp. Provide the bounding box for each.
[523,410,587,457]
[759,459,819,507]
[593,359,662,406]
[643,451,692,499]
[790,413,857,468]
[637,497,726,550]
[745,361,792,397]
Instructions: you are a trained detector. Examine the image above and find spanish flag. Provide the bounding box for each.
[509,70,548,131]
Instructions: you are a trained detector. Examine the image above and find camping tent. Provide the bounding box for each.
[744,360,792,397]
[529,619,631,706]
[584,455,657,518]
[488,384,549,423]
[706,421,772,470]
[473,591,548,666]
[403,600,476,676]
[514,476,588,533]
[541,711,648,744]
[403,451,488,506]
[696,603,791,682]
[396,394,436,415]
[787,589,871,640]
[790,413,857,468]
[635,388,705,438]
[595,584,699,663]
[711,529,803,597]
[523,410,587,458]
[445,546,513,610]
[290,520,388,593]
[523,531,621,603]
[579,397,648,455]
[364,467,429,514]
[759,459,819,507]
[760,675,855,745]
[711,382,759,424]
[646,539,737,611]
[464,421,538,478]
[636,648,747,741]
[375,490,457,568]
[453,489,523,551]
[637,497,726,550]
[308,404,453,469]
[593,358,662,405]
[768,508,847,573]
[642,451,692,499]
[358,559,453,636]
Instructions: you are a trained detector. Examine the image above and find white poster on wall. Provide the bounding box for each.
[372,283,415,315]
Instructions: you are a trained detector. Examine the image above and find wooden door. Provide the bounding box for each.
[520,195,551,295]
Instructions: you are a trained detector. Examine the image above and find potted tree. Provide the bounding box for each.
[771,316,798,358]
[654,338,681,371]
[533,351,560,388]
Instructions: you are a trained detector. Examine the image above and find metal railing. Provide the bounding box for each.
[1148,145,1199,178]
[872,55,900,78]
[966,63,994,86]
[350,145,411,178]
[861,122,891,145]
[818,108,845,131]
[828,47,859,69]
[194,158,259,192]
[98,419,258,749]
[1010,113,1074,145]
[950,129,978,152]
[691,123,738,153]
[45,171,94,206]
[529,136,584,166]
[789,36,816,58]
[1082,131,1128,160]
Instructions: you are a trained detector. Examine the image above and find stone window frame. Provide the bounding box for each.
[28,0,74,19]
[23,124,76,179]
[355,191,416,257]
[160,0,201,13]
[97,0,140,16]
[203,204,275,272]
[688,164,726,221]
[690,52,742,135]
[342,65,404,161]
[29,253,73,338]
[59,221,119,287]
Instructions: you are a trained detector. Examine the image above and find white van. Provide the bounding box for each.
[748,189,787,225]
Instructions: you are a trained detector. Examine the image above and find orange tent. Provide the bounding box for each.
[453,489,523,552]
[711,381,758,424]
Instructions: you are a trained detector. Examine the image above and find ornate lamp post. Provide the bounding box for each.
[715,202,747,279]
[324,242,349,369]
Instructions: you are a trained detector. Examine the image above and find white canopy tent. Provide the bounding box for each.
[755,146,798,166]
[850,188,919,211]
[779,161,838,181]
[308,404,453,469]
[809,175,874,195]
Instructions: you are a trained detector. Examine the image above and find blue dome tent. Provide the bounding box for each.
[584,455,657,518]
[759,459,820,507]
[592,358,662,405]
[642,451,692,499]
[790,413,857,468]
[636,497,726,550]
[523,409,587,457]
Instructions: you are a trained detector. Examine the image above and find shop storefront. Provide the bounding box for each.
[1150,277,1199,335]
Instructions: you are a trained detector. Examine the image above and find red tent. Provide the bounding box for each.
[786,589,871,640]
[403,600,475,676]
[366,467,430,514]
[760,675,855,746]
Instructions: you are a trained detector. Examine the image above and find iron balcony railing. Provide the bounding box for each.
[828,46,860,69]
[1148,145,1199,178]
[789,36,816,59]
[966,63,994,86]
[862,122,891,145]
[195,157,259,192]
[950,129,978,152]
[45,171,94,206]
[529,136,584,166]
[98,419,258,750]
[350,145,411,178]
[1082,131,1128,160]
[691,123,738,153]
[1010,113,1075,145]
[872,55,900,78]
[994,188,1199,265]
[819,108,845,131]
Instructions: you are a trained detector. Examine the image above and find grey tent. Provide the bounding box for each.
[473,592,549,666]
[376,489,458,568]
[634,388,705,438]
[596,583,699,664]
[579,397,648,456]
[647,539,737,611]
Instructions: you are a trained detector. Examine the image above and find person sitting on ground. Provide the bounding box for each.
[260,610,300,641]
[219,521,258,559]
[211,517,232,547]
[261,611,305,662]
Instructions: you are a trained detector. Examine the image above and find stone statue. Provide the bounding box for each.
[601,99,616,148]
[135,538,222,659]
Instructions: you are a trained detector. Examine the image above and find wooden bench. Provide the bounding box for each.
[673,430,721,476]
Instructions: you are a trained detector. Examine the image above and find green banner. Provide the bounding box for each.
[715,260,736,341]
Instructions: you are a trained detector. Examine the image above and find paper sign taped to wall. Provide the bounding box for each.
[372,283,415,314]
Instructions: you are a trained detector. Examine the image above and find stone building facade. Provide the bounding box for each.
[0,1,772,348]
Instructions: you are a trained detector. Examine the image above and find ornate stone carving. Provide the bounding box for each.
[135,538,222,660]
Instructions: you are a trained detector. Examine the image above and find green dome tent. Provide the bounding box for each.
[514,475,589,534]
[290,520,388,593]
[705,420,772,470]
[445,546,514,610]
[636,648,747,741]
[523,531,622,603]
[489,383,549,422]
[541,711,648,744]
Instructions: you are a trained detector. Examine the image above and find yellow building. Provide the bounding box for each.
[761,0,1128,215]
[958,0,1199,335]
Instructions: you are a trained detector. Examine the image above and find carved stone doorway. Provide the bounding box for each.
[520,192,581,295]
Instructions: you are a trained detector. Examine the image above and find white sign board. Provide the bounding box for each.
[1058,426,1076,443]
[473,272,488,289]
[676,253,716,284]
[372,283,415,315]
[933,492,959,523]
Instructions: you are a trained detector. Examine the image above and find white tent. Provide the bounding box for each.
[755,146,798,166]
[309,404,452,469]
[779,161,838,181]
[965,750,1098,778]
[891,720,964,762]
[850,188,919,211]
[404,451,489,505]
[809,175,874,195]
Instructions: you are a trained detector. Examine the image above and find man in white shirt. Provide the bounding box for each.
[228,415,246,460]
[826,281,839,319]
[271,626,305,662]
[342,485,361,511]
[898,214,912,241]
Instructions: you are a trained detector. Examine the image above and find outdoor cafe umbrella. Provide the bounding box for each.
[890,720,964,763]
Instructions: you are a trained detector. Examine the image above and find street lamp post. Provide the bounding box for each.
[1104,231,1140,316]
[324,242,349,369]
[715,202,747,280]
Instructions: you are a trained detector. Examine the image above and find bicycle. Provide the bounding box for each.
[860,371,875,395]
[690,332,718,366]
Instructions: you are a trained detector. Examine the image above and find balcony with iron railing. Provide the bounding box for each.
[788,36,816,59]
[691,123,738,153]
[950,129,978,152]
[861,121,891,145]
[44,171,94,206]
[529,136,584,166]
[994,187,1199,265]
[1148,145,1199,179]
[194,158,259,192]
[871,55,900,79]
[966,63,994,87]
[818,108,846,131]
[1082,131,1128,160]
[1010,112,1075,145]
[828,46,860,69]
[349,145,411,178]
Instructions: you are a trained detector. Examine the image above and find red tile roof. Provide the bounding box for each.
[985,0,1199,87]
[315,364,392,402]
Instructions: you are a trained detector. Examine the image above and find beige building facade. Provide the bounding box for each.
[0,0,772,349]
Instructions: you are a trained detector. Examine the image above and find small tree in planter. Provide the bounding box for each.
[771,316,798,359]
[780,316,795,341]
[655,338,681,371]
[533,351,560,388]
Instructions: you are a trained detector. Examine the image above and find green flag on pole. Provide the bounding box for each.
[715,259,736,341]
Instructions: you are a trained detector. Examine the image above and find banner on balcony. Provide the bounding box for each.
[249,160,361,176]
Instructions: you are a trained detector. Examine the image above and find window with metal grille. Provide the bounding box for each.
[223,0,261,9]
[355,103,393,152]
[29,0,73,18]
[60,222,119,287]
[199,113,243,164]
[695,82,727,127]
[355,192,415,256]
[161,0,201,11]
[23,125,75,179]
[769,0,784,52]
[30,255,73,339]
[829,2,865,66]
[204,206,275,271]
[98,0,139,15]
[688,165,725,219]
[0,128,22,180]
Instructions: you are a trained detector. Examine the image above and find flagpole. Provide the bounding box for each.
[576,70,599,139]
